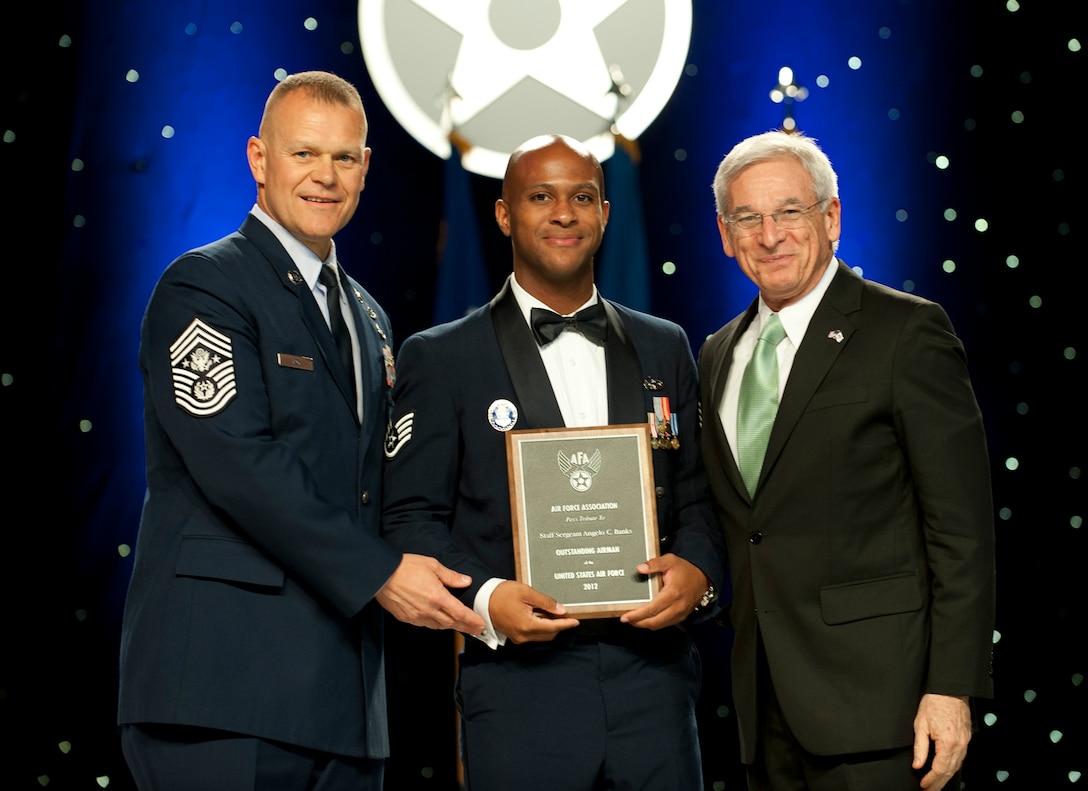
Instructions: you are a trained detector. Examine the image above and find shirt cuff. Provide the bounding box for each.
[470,577,508,650]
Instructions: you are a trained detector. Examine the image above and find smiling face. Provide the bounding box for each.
[718,156,840,312]
[495,135,610,313]
[247,88,371,260]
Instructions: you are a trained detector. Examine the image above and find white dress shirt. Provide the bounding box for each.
[474,274,611,648]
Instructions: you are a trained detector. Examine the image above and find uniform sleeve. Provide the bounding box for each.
[381,331,496,605]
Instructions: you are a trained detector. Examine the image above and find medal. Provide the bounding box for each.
[382,344,395,388]
[649,396,679,450]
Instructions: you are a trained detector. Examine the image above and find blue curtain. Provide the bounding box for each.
[431,139,490,325]
[596,135,651,312]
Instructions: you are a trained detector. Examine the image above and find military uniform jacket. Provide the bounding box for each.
[381,277,724,616]
[117,214,401,758]
[697,260,995,762]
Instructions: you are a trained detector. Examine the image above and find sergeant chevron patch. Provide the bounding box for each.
[170,318,237,417]
[385,411,415,459]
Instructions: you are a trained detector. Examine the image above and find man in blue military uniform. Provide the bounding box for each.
[118,70,483,791]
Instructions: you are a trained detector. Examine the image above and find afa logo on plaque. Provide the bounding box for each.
[357,0,692,178]
[558,449,602,492]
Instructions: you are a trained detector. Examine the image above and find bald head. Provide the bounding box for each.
[494,133,610,313]
[502,134,605,202]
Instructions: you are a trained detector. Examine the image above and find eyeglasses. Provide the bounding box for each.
[722,199,826,233]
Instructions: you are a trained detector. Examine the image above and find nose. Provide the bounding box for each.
[551,199,576,225]
[310,154,337,185]
[756,213,785,246]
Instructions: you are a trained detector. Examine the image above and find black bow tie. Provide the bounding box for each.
[530,303,608,346]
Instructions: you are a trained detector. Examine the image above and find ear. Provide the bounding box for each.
[358,147,372,192]
[600,199,611,230]
[246,137,265,184]
[717,214,736,258]
[824,197,842,244]
[494,199,512,237]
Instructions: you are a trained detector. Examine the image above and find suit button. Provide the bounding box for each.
[360,491,371,505]
[655,486,665,498]
[749,531,763,545]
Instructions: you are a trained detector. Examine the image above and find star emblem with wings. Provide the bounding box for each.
[558,448,603,492]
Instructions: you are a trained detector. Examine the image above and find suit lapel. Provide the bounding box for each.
[711,302,757,418]
[762,261,860,477]
[345,274,392,435]
[490,278,565,428]
[708,302,758,498]
[600,301,646,425]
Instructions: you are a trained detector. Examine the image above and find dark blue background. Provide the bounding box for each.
[2,1,1081,788]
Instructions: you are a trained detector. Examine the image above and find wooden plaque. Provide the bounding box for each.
[506,423,660,618]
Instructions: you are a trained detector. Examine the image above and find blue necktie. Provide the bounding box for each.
[319,264,355,396]
[736,313,786,496]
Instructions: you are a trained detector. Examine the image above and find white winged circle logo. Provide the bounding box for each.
[558,449,602,492]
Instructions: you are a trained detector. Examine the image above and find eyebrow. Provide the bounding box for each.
[731,197,807,213]
[527,181,600,193]
[283,137,363,154]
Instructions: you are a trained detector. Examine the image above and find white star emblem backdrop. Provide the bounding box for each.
[358,0,692,178]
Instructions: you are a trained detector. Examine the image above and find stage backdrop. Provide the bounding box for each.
[0,1,1081,789]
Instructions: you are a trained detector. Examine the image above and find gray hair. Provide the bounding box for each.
[711,130,838,217]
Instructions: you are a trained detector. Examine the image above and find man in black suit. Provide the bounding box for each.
[697,130,995,790]
[381,134,726,790]
[117,70,484,791]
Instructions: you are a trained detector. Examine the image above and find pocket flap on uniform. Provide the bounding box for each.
[820,572,922,625]
[176,535,286,588]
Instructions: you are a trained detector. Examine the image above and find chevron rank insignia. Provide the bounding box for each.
[385,411,415,459]
[170,318,238,417]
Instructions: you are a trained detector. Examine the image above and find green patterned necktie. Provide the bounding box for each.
[736,313,786,496]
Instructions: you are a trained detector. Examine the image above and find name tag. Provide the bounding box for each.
[277,353,314,371]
